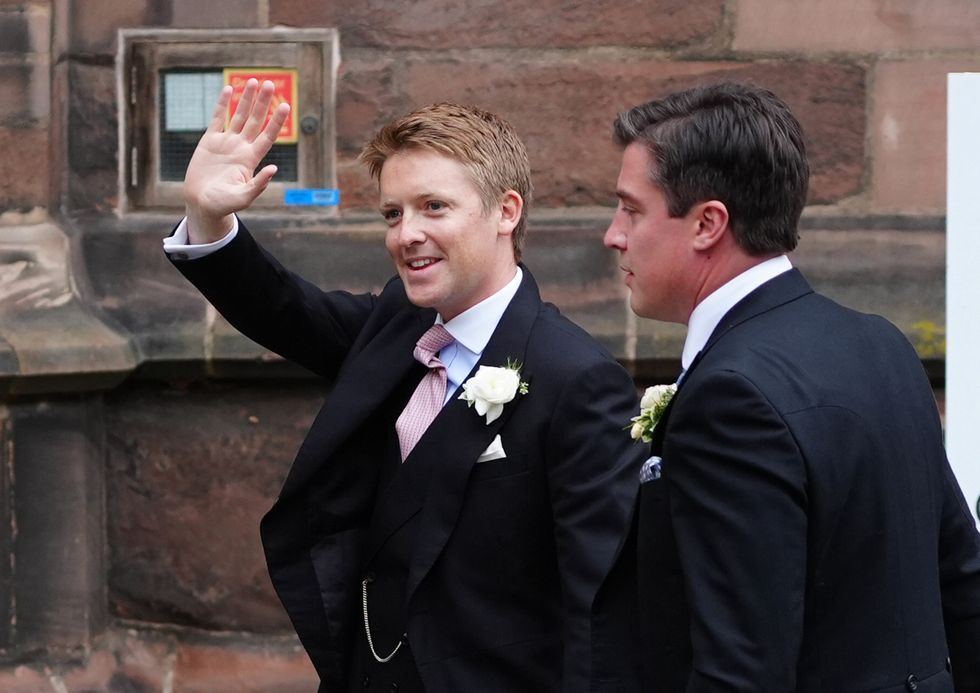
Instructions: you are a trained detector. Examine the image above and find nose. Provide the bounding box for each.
[397,212,426,247]
[603,216,625,250]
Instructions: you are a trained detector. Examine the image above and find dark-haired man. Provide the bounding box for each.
[602,81,980,691]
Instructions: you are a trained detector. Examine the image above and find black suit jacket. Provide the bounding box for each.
[170,223,645,692]
[628,269,980,692]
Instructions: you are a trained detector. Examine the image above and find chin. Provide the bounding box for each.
[404,288,438,310]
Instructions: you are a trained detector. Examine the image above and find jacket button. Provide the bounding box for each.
[362,674,370,688]
[906,674,919,691]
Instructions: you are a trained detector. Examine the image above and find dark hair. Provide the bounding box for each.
[360,102,533,262]
[613,82,809,254]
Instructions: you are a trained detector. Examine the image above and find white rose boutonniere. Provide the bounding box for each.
[459,359,529,425]
[629,383,677,443]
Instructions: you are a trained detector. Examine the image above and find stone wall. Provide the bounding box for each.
[0,0,970,689]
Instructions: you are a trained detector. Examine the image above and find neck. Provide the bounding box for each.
[687,249,780,322]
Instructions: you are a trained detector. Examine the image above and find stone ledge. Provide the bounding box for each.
[0,627,317,692]
[0,223,136,396]
[0,213,950,395]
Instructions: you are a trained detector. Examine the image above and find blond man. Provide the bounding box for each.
[166,80,643,692]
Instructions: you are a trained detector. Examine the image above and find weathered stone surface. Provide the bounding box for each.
[66,62,118,212]
[80,221,392,368]
[0,60,49,126]
[271,0,725,49]
[335,57,866,210]
[735,0,980,53]
[10,398,107,651]
[0,223,136,394]
[0,127,48,213]
[335,57,405,158]
[174,641,317,692]
[0,665,52,692]
[523,222,633,357]
[0,4,48,54]
[105,381,325,632]
[872,59,980,213]
[171,0,260,28]
[67,0,170,54]
[795,227,945,341]
[0,629,315,692]
[0,7,31,53]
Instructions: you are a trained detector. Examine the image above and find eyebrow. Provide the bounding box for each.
[615,189,642,206]
[379,191,443,208]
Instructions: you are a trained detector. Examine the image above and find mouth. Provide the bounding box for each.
[405,257,441,271]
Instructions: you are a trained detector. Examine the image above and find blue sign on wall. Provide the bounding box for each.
[284,189,341,206]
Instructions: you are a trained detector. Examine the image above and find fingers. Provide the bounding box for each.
[260,102,292,145]
[251,164,279,191]
[206,85,234,134]
[227,78,258,133]
[207,79,283,147]
[241,80,276,141]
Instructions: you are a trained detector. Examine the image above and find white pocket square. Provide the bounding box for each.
[639,455,662,483]
[476,434,506,463]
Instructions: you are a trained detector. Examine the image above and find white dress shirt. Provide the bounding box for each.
[436,267,523,404]
[163,215,522,404]
[681,255,793,370]
[163,216,239,259]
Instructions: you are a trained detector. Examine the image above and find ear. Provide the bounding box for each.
[496,190,523,237]
[691,200,730,251]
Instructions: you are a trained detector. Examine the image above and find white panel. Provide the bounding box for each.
[946,72,980,525]
[164,72,223,131]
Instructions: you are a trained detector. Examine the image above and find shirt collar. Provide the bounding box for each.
[437,266,523,356]
[682,255,792,369]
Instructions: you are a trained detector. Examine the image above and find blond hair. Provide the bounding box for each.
[359,103,532,262]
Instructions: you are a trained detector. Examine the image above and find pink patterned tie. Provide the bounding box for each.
[395,324,455,461]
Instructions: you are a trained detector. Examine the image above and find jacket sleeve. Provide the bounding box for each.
[938,457,980,690]
[543,358,646,691]
[168,220,377,380]
[665,370,808,691]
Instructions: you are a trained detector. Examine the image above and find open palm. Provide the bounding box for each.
[183,79,290,241]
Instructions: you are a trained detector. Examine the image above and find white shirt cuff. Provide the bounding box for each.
[163,216,239,260]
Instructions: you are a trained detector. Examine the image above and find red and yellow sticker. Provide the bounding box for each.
[223,68,299,143]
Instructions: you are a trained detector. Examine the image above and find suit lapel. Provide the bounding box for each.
[700,268,813,362]
[279,303,436,499]
[403,269,542,601]
[651,268,813,454]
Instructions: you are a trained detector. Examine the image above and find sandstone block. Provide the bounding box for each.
[0,127,48,212]
[0,665,52,693]
[872,59,980,213]
[0,4,50,55]
[271,0,725,49]
[66,62,117,211]
[67,0,169,54]
[0,60,49,126]
[0,7,30,52]
[173,641,317,693]
[105,382,324,633]
[171,0,260,28]
[734,0,980,53]
[335,57,866,210]
[9,399,107,652]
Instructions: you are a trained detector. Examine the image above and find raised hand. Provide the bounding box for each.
[183,78,291,243]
